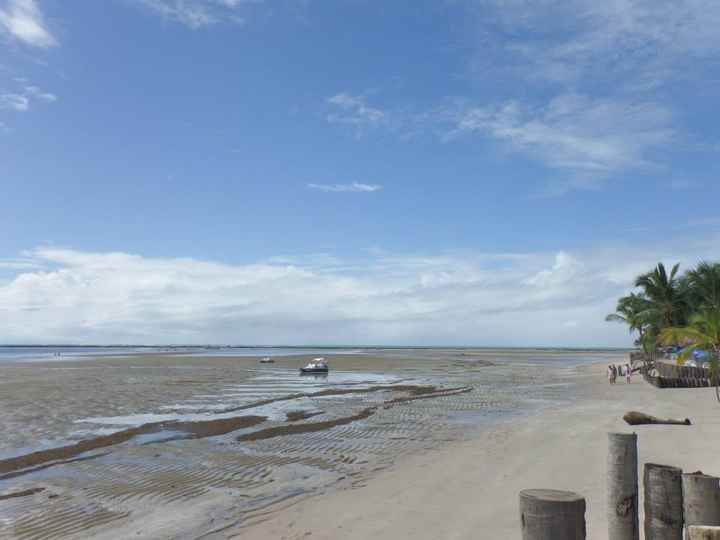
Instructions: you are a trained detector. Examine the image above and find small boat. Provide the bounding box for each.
[259,357,274,364]
[300,358,329,374]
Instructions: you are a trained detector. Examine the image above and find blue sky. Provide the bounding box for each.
[1,0,720,346]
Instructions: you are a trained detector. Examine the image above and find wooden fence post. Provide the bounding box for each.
[645,463,684,540]
[687,526,720,539]
[608,432,639,540]
[519,489,586,540]
[683,473,720,536]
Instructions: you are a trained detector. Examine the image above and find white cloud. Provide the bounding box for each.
[474,0,720,89]
[0,258,42,270]
[0,81,57,113]
[1,235,719,345]
[24,85,56,102]
[448,93,673,189]
[0,0,57,48]
[134,0,258,28]
[0,93,28,111]
[434,0,719,194]
[307,182,383,193]
[327,93,385,127]
[524,252,582,288]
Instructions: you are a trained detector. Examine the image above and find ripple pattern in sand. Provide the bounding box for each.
[0,353,586,539]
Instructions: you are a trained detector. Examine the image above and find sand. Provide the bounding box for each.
[3,351,715,540]
[225,362,720,540]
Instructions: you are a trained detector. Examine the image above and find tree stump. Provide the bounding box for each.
[608,433,639,540]
[519,489,586,540]
[645,463,684,540]
[683,473,720,535]
[687,526,720,539]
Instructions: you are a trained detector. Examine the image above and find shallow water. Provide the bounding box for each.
[0,349,625,539]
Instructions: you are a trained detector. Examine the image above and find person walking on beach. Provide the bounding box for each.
[607,365,614,385]
[625,363,632,383]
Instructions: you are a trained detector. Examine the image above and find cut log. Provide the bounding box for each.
[687,526,720,539]
[519,489,586,540]
[644,463,684,540]
[623,411,691,426]
[607,433,639,540]
[683,472,720,534]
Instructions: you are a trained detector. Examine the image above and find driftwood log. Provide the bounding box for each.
[607,433,639,540]
[519,489,586,540]
[623,411,691,426]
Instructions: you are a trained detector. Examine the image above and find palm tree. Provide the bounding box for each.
[659,307,720,401]
[634,262,687,328]
[606,293,660,362]
[685,261,720,312]
[606,293,651,340]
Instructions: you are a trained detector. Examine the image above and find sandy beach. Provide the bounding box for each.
[2,350,716,539]
[226,361,720,540]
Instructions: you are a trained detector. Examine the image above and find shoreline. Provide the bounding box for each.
[0,352,651,539]
[214,361,720,540]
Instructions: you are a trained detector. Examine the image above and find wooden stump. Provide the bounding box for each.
[608,433,639,540]
[519,489,586,540]
[687,526,720,539]
[683,473,720,535]
[645,463,684,540]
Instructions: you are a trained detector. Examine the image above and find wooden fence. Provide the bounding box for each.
[642,360,712,389]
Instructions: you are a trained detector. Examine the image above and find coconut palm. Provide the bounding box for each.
[685,261,720,312]
[634,262,687,328]
[606,293,651,339]
[606,293,660,361]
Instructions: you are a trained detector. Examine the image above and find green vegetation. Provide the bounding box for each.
[607,261,720,399]
[606,261,720,357]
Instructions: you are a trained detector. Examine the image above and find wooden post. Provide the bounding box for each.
[608,433,639,540]
[683,473,720,535]
[645,463,684,540]
[687,526,720,539]
[519,489,586,540]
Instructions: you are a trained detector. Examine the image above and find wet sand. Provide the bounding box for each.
[230,361,720,540]
[0,349,624,539]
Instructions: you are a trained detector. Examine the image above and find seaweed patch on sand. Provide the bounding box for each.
[0,487,45,501]
[286,410,325,422]
[0,415,267,477]
[239,386,472,442]
[218,384,440,415]
[0,385,470,479]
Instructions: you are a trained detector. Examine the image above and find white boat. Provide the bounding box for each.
[259,357,274,364]
[300,357,329,374]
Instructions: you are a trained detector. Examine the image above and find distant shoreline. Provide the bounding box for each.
[0,344,635,351]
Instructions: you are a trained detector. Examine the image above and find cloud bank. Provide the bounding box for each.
[2,237,719,345]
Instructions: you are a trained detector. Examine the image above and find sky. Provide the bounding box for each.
[1,0,720,346]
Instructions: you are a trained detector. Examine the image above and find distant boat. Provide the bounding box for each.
[300,358,329,374]
[260,357,274,364]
